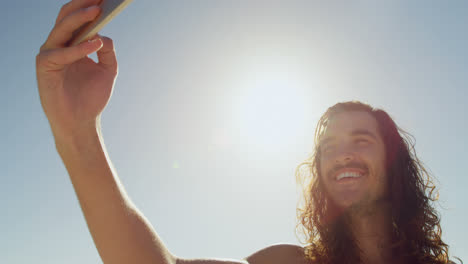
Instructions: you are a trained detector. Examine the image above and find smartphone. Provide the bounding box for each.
[68,0,134,46]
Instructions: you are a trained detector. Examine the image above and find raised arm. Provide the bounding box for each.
[36,1,306,264]
[36,0,176,263]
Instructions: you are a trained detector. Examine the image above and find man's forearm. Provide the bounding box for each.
[55,120,175,264]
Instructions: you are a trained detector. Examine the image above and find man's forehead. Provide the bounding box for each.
[319,111,380,142]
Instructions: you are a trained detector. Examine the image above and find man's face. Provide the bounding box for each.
[319,111,388,211]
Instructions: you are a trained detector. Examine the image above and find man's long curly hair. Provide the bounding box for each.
[295,101,455,264]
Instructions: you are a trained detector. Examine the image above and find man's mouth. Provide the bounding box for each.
[335,170,365,181]
[328,162,368,182]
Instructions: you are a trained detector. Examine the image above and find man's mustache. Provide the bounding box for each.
[327,161,369,178]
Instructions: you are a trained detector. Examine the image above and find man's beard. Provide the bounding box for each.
[324,189,391,223]
[345,193,391,217]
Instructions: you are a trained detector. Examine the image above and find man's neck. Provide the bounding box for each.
[347,201,396,264]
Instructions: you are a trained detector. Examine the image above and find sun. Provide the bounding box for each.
[231,56,311,153]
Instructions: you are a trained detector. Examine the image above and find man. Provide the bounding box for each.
[36,1,456,263]
[294,102,454,264]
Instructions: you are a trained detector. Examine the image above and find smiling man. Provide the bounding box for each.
[295,101,456,264]
[36,1,457,264]
[319,110,388,211]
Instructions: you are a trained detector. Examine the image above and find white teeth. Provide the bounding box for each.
[336,171,363,181]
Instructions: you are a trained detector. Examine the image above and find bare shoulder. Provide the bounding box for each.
[175,244,309,264]
[244,244,309,264]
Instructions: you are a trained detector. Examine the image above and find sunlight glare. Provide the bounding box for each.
[233,58,311,152]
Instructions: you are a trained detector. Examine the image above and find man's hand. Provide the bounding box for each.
[36,0,118,141]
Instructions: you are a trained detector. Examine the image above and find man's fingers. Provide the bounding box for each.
[44,6,101,50]
[97,36,118,72]
[37,37,103,72]
[55,0,101,26]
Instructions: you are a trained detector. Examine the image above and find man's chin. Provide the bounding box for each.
[331,193,365,209]
[335,196,390,216]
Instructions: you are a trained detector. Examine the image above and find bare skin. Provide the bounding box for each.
[318,111,398,264]
[36,0,308,263]
[37,1,406,263]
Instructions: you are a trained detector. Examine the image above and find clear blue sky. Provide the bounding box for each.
[2,0,467,263]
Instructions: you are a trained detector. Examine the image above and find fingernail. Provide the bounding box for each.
[87,37,102,45]
[85,5,99,11]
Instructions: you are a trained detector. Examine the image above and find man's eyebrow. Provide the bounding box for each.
[319,129,378,146]
[351,129,378,140]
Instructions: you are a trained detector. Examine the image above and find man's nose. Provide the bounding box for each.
[334,146,355,164]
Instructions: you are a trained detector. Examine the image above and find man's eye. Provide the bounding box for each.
[356,139,369,144]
